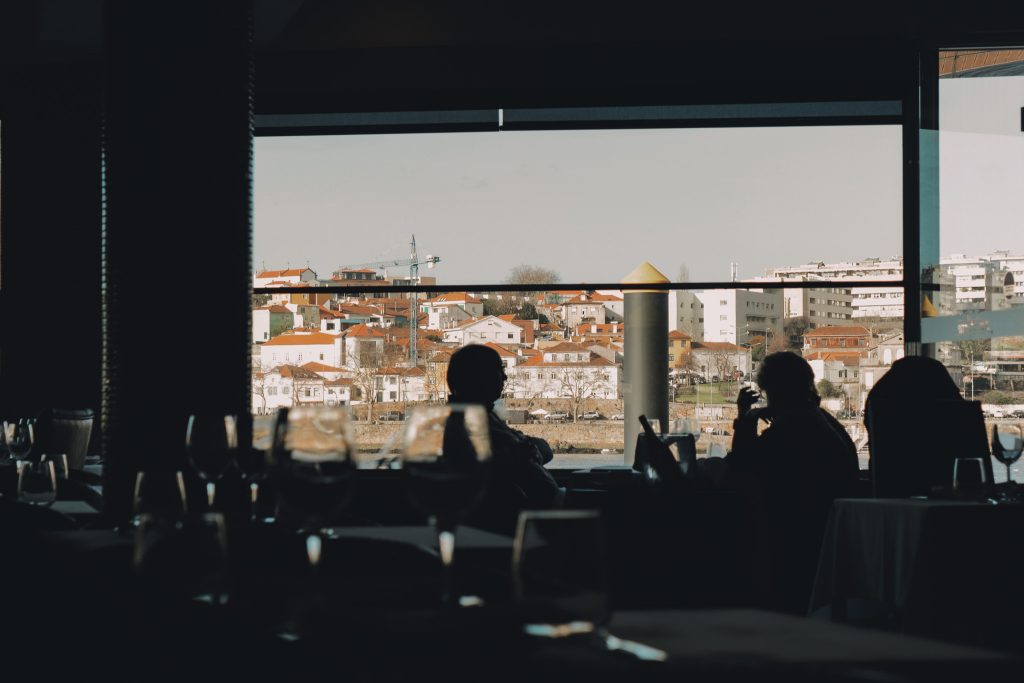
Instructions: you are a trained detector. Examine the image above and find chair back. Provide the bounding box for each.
[866,399,992,497]
[36,408,94,472]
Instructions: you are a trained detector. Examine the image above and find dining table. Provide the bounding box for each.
[810,496,1024,652]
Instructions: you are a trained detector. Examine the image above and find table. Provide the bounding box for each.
[810,497,1024,651]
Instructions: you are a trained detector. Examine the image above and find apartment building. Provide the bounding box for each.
[696,289,783,345]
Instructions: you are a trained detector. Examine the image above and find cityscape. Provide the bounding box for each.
[252,248,1024,463]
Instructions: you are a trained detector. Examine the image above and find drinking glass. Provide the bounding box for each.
[16,460,57,506]
[273,406,357,564]
[513,510,609,631]
[133,511,229,605]
[185,413,238,509]
[42,453,69,480]
[7,419,34,461]
[991,424,1023,489]
[952,457,987,499]
[400,404,492,606]
[239,413,274,521]
[133,470,189,521]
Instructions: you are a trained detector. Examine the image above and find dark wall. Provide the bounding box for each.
[0,67,103,420]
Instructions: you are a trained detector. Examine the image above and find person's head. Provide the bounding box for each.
[865,355,961,409]
[447,344,507,406]
[756,351,818,408]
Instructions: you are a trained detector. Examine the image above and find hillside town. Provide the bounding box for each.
[251,251,1024,422]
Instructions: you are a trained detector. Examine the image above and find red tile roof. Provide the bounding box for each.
[267,364,325,380]
[301,361,345,373]
[483,342,518,358]
[543,342,593,354]
[668,330,691,340]
[803,325,871,337]
[344,324,387,338]
[254,305,293,314]
[325,377,354,386]
[691,341,745,352]
[256,268,311,278]
[521,354,613,368]
[263,332,341,346]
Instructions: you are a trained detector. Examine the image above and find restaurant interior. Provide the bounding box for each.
[2,1,1024,680]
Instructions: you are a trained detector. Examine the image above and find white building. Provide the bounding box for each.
[252,364,326,414]
[940,253,1015,314]
[442,316,523,346]
[985,251,1024,308]
[252,305,295,343]
[423,303,472,331]
[421,292,484,319]
[260,330,344,370]
[342,324,387,368]
[767,258,904,319]
[505,342,619,400]
[667,290,704,340]
[696,289,783,345]
[561,292,623,328]
[254,267,318,289]
[374,367,428,403]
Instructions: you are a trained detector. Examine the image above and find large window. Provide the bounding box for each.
[253,105,905,468]
[922,49,1024,484]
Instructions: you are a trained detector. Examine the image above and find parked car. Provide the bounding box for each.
[610,413,625,421]
[380,410,404,421]
[581,411,601,420]
[544,412,570,421]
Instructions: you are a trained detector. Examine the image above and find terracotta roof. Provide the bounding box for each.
[301,361,345,373]
[803,351,865,364]
[483,342,518,358]
[544,342,592,354]
[257,268,311,278]
[325,377,354,386]
[539,323,562,332]
[263,332,341,346]
[344,324,387,338]
[565,292,623,305]
[691,341,745,352]
[254,305,293,314]
[375,366,426,377]
[803,325,871,337]
[426,292,482,305]
[267,364,324,380]
[668,330,691,340]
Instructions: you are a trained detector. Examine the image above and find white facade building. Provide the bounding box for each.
[940,253,1015,314]
[667,290,705,341]
[505,342,619,400]
[696,289,783,345]
[260,331,344,370]
[252,305,295,343]
[442,316,523,346]
[767,258,904,319]
[254,267,318,288]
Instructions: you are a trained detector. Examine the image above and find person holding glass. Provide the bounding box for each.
[445,345,562,530]
[727,351,859,613]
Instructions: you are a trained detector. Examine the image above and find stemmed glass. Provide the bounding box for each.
[6,419,34,461]
[273,406,357,567]
[239,413,274,521]
[400,404,492,606]
[185,413,238,509]
[133,470,189,521]
[992,424,1023,497]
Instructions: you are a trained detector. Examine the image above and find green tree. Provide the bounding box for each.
[783,316,812,351]
[816,379,844,398]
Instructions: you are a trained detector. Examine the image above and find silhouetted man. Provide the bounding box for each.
[728,351,858,613]
[447,345,561,516]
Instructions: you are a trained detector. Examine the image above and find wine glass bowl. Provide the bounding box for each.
[6,419,35,461]
[992,424,1023,498]
[185,413,239,509]
[400,404,492,606]
[273,406,357,542]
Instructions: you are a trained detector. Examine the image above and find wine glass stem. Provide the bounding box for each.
[1007,463,1013,485]
[206,482,216,509]
[249,481,259,521]
[438,526,456,605]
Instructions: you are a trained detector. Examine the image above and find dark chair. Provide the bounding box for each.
[36,408,94,472]
[866,399,994,497]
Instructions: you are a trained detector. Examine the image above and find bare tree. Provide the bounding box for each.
[346,347,388,422]
[505,265,561,295]
[252,372,267,415]
[557,367,611,422]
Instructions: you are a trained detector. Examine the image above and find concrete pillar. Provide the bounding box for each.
[622,262,669,465]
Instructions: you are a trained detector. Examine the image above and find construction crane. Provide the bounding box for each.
[333,235,440,366]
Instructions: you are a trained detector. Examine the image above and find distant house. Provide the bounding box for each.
[802,325,872,353]
[324,377,353,406]
[497,315,536,345]
[442,316,523,346]
[342,323,388,367]
[507,342,619,399]
[260,330,344,370]
[482,342,520,369]
[421,292,484,318]
[374,366,427,403]
[252,305,295,343]
[254,267,318,288]
[253,364,326,413]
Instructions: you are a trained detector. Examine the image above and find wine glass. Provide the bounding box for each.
[992,424,1023,496]
[239,413,274,521]
[133,470,189,522]
[185,413,238,509]
[42,453,70,480]
[16,459,57,506]
[513,510,609,632]
[273,406,357,561]
[952,457,987,499]
[7,419,34,461]
[400,403,492,606]
[133,511,229,605]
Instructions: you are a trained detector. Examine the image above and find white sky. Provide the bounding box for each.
[254,76,1024,284]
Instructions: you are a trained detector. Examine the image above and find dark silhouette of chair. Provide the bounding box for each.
[866,399,993,497]
[36,408,94,472]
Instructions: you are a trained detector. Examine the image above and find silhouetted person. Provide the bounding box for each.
[863,355,992,495]
[446,345,561,527]
[727,351,858,613]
